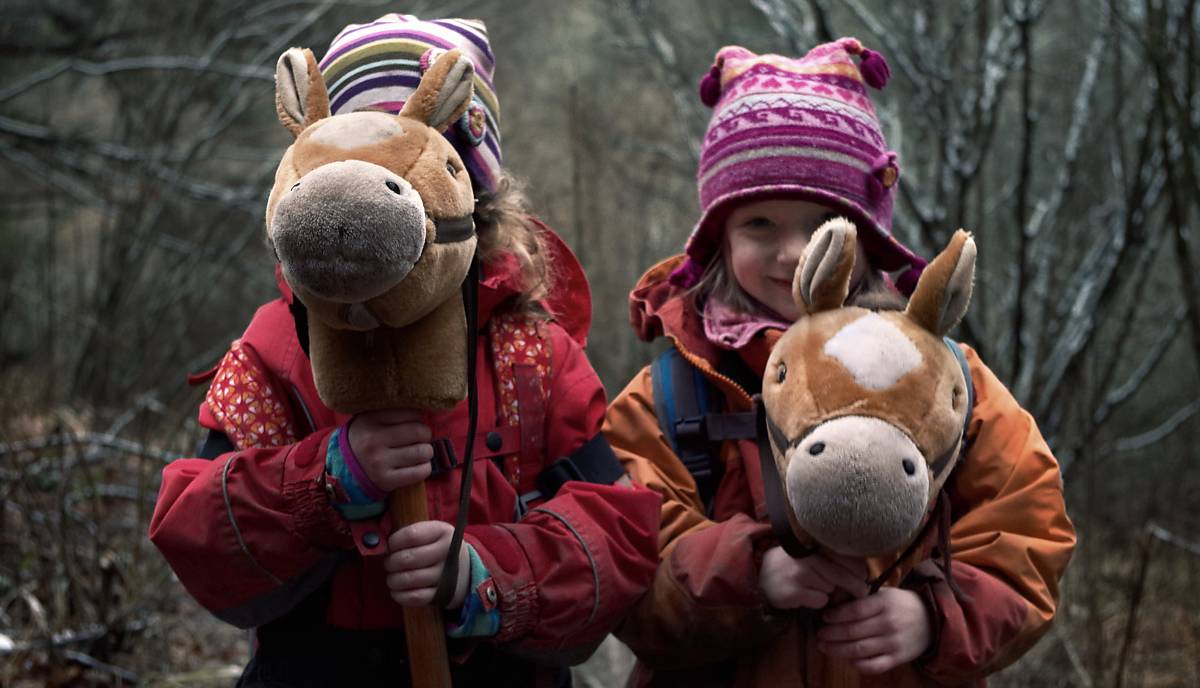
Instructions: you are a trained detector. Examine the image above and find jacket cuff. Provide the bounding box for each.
[281,429,352,550]
[324,424,386,520]
[901,559,1031,683]
[902,560,946,668]
[462,527,539,642]
[447,544,501,638]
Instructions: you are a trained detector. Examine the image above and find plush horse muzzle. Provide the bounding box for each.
[273,160,427,304]
[782,416,929,557]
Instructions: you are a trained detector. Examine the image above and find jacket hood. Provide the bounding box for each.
[275,217,592,345]
[629,254,723,366]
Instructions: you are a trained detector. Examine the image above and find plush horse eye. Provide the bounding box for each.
[290,182,300,191]
[777,362,787,384]
[385,181,401,194]
[808,442,825,456]
[446,161,456,176]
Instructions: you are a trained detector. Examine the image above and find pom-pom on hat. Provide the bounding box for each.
[673,38,926,294]
[319,14,502,193]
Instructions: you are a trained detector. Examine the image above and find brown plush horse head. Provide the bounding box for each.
[761,219,976,557]
[265,47,478,413]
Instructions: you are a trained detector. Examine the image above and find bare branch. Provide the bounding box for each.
[1106,398,1200,454]
[750,0,823,51]
[0,56,271,103]
[1093,307,1186,425]
[614,1,707,163]
[1054,620,1095,687]
[1146,522,1200,557]
[0,433,177,463]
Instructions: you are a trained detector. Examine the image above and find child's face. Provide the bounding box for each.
[724,198,867,321]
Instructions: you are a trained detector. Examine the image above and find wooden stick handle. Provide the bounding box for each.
[390,480,451,688]
[807,588,859,688]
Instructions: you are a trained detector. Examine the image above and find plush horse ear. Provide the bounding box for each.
[275,48,331,137]
[399,49,475,132]
[793,218,857,315]
[905,229,976,336]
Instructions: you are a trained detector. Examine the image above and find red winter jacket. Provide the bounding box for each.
[149,235,660,668]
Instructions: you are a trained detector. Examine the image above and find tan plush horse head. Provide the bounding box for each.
[761,219,976,557]
[265,47,478,413]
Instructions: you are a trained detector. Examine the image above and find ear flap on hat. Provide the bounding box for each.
[400,49,475,132]
[793,218,857,315]
[275,48,331,137]
[905,230,976,336]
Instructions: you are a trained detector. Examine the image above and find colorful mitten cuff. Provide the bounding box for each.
[325,423,387,520]
[447,544,501,638]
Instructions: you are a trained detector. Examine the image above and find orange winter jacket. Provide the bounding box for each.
[605,256,1076,687]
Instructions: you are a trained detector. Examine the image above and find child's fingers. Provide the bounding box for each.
[383,422,433,447]
[822,593,885,624]
[386,565,442,592]
[374,457,433,492]
[363,409,425,425]
[807,556,869,598]
[384,538,448,573]
[849,654,902,676]
[816,613,888,644]
[390,587,437,607]
[817,636,892,661]
[388,521,451,551]
[824,552,869,580]
[788,588,830,610]
[381,442,435,470]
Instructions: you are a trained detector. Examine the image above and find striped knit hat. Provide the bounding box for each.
[318,14,502,193]
[671,39,926,294]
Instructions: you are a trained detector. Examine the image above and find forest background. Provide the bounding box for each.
[1,0,1198,685]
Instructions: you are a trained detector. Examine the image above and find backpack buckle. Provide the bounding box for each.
[429,438,459,477]
[515,489,543,519]
[674,415,707,442]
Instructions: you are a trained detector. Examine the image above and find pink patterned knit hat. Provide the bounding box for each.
[670,38,926,294]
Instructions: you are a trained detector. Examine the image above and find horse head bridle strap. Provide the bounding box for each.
[432,213,476,244]
[431,251,480,607]
[754,396,818,559]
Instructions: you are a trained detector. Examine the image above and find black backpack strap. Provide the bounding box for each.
[518,433,627,516]
[197,429,236,459]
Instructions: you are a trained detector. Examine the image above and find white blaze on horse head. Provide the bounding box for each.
[822,313,922,391]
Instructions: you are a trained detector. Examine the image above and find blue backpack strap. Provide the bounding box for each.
[929,337,975,479]
[650,347,757,514]
[943,337,974,437]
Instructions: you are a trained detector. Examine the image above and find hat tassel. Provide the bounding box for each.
[698,61,723,107]
[844,38,891,90]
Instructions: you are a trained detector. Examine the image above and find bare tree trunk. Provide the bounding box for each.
[1011,0,1035,381]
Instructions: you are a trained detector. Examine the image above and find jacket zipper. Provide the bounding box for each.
[668,337,755,409]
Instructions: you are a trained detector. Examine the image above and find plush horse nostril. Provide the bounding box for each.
[808,442,825,456]
[385,181,402,194]
[902,458,916,476]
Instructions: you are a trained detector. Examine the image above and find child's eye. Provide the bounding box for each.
[742,216,774,229]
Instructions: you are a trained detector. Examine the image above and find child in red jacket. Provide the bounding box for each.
[605,41,1075,686]
[149,14,660,687]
